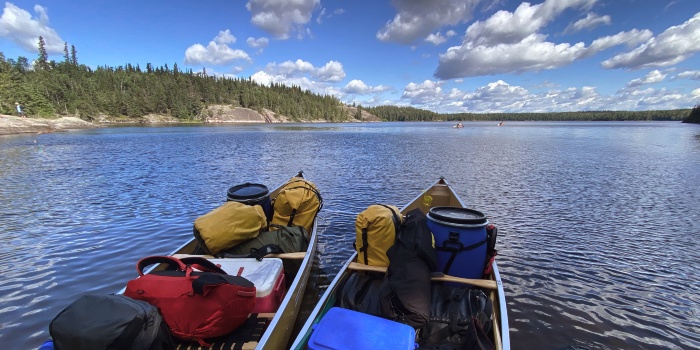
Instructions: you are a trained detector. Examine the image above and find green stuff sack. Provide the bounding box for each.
[224,225,309,283]
[271,177,322,233]
[224,225,309,257]
[355,204,403,267]
[193,201,267,255]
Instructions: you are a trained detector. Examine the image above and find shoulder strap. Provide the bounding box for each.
[376,204,401,237]
[178,256,227,274]
[247,244,284,261]
[136,256,186,276]
[191,273,255,295]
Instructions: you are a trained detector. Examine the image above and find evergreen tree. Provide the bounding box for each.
[63,42,70,63]
[36,36,49,70]
[683,105,700,124]
[70,45,77,65]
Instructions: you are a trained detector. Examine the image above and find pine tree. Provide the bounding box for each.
[36,36,49,70]
[63,43,70,62]
[70,45,78,65]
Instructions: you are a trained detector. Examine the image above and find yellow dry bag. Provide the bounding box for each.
[271,177,322,234]
[193,201,267,255]
[355,204,403,267]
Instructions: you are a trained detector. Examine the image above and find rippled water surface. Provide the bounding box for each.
[1,121,699,350]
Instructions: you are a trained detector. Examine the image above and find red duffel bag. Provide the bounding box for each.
[124,256,256,346]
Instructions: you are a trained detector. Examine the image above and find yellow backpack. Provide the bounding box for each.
[193,201,267,255]
[271,177,322,234]
[355,204,403,267]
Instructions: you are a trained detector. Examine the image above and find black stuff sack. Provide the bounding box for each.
[380,208,438,329]
[49,293,173,350]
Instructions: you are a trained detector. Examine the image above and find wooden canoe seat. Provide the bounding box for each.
[172,252,307,260]
[347,262,497,290]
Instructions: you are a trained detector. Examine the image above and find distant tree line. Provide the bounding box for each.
[366,105,692,122]
[364,105,440,121]
[0,38,695,123]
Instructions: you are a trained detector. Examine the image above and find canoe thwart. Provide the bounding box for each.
[172,252,307,260]
[348,262,497,289]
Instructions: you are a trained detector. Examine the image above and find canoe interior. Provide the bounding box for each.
[140,172,318,350]
[290,177,510,350]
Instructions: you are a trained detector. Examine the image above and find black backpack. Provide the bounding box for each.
[380,208,438,328]
[418,285,494,350]
[50,293,173,350]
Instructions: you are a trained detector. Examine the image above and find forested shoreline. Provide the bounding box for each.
[0,40,697,123]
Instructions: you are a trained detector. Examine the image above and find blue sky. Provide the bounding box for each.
[1,0,699,113]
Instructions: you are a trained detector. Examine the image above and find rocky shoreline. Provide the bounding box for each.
[0,105,378,136]
[0,115,97,136]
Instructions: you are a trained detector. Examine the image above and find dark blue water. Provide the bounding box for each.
[1,122,699,350]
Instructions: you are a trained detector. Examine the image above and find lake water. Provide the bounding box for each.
[1,121,699,350]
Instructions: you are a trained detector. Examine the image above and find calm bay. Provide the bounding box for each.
[1,121,699,349]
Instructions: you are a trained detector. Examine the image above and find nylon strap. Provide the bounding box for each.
[361,228,369,265]
[437,239,487,275]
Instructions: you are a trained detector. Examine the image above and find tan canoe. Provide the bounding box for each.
[289,177,510,350]
[131,171,320,350]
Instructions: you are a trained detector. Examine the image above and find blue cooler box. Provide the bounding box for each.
[427,206,489,279]
[308,307,416,350]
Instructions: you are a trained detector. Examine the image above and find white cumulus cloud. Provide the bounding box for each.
[344,80,391,94]
[261,59,346,83]
[315,60,346,82]
[246,37,269,54]
[564,13,611,33]
[0,3,64,53]
[626,70,667,87]
[246,0,319,39]
[674,70,700,80]
[214,30,236,44]
[377,0,478,44]
[601,12,700,69]
[402,80,444,105]
[584,29,654,57]
[434,0,602,79]
[184,30,251,66]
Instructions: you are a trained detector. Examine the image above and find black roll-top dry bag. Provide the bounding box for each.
[49,293,173,350]
[418,284,494,350]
